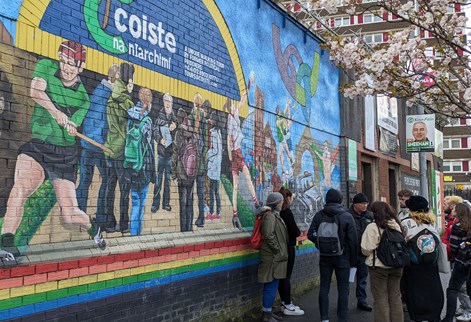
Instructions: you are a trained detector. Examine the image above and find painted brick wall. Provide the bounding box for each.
[0,0,337,320]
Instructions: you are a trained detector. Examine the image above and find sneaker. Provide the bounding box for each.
[457,307,468,316]
[281,302,300,310]
[94,227,107,250]
[232,216,242,230]
[457,313,471,322]
[0,250,17,267]
[213,213,221,221]
[205,212,213,221]
[283,303,304,316]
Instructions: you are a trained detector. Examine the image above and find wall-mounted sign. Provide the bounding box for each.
[406,114,435,153]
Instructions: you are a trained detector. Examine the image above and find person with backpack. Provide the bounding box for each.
[401,196,444,322]
[257,192,288,322]
[172,108,197,232]
[442,203,471,322]
[277,187,304,316]
[103,63,135,234]
[308,188,357,322]
[361,201,405,322]
[150,93,177,214]
[126,88,155,236]
[348,193,374,312]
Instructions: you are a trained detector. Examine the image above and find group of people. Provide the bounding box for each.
[256,186,471,322]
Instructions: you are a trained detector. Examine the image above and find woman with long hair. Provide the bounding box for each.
[258,192,288,322]
[442,203,471,322]
[401,196,443,322]
[361,201,404,322]
[277,187,304,316]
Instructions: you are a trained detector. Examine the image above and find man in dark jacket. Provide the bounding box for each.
[308,189,357,322]
[348,193,373,312]
[151,93,177,213]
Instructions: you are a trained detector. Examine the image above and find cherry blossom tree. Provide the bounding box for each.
[277,0,471,117]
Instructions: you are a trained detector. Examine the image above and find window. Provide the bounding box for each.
[334,17,350,27]
[443,161,463,172]
[443,138,461,149]
[363,14,383,24]
[364,33,383,44]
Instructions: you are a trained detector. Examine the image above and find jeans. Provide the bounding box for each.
[209,179,220,215]
[104,157,131,231]
[130,185,149,236]
[196,175,205,221]
[152,155,172,209]
[356,256,368,304]
[263,279,280,311]
[178,180,195,232]
[278,246,296,304]
[369,266,403,322]
[445,261,471,319]
[76,149,107,219]
[319,256,350,322]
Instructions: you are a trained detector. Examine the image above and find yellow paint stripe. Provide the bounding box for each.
[5,249,257,300]
[17,0,249,116]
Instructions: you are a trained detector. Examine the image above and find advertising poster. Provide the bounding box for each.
[406,114,436,153]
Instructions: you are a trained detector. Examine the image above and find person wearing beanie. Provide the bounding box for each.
[348,193,373,312]
[308,189,358,322]
[401,196,444,321]
[257,192,288,322]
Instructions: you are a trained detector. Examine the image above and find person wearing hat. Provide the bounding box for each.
[401,196,444,322]
[258,192,288,322]
[308,188,358,322]
[0,40,107,263]
[348,193,373,312]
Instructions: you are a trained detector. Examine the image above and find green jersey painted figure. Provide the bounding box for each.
[0,41,106,266]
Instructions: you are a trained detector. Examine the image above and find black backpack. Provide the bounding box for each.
[375,226,410,268]
[316,213,343,256]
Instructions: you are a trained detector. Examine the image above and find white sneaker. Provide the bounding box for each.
[281,301,300,310]
[457,307,466,316]
[283,303,305,316]
[457,312,471,322]
[321,320,329,322]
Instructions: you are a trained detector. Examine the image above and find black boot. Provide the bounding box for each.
[0,233,19,266]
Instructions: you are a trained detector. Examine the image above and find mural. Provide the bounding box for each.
[0,0,341,264]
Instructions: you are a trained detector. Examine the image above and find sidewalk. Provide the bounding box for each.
[247,271,452,321]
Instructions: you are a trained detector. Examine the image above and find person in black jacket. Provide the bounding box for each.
[442,203,471,322]
[348,193,373,312]
[308,188,357,322]
[277,187,304,316]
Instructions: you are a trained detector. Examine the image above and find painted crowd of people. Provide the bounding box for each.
[256,186,471,322]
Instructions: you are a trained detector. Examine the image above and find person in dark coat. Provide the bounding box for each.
[348,193,373,311]
[308,188,358,322]
[258,192,289,322]
[277,187,304,316]
[442,203,471,322]
[401,196,443,322]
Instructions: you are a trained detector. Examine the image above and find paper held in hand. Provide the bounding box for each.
[349,267,357,283]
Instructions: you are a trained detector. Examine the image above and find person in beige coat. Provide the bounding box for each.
[258,192,289,322]
[361,201,404,322]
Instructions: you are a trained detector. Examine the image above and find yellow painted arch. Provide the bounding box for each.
[16,0,248,115]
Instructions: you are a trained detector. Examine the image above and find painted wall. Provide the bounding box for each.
[0,0,340,320]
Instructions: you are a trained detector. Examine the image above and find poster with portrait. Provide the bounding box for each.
[406,114,436,153]
[377,95,398,134]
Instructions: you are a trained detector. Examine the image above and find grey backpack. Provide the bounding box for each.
[317,213,343,256]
